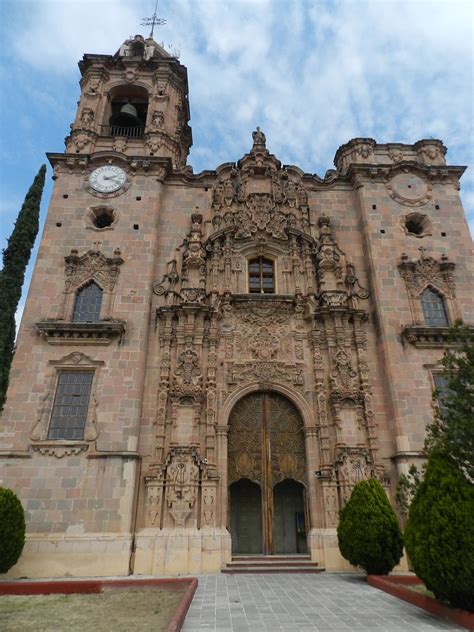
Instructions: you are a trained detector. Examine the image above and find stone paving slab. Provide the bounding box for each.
[182,574,462,632]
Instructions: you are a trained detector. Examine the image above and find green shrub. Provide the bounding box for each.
[337,478,404,575]
[405,452,474,611]
[0,487,26,573]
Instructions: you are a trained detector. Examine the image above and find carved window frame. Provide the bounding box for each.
[58,249,124,322]
[47,370,94,440]
[84,205,118,232]
[247,255,277,294]
[398,254,459,327]
[30,352,104,457]
[401,212,432,238]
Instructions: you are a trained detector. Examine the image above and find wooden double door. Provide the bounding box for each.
[228,392,308,555]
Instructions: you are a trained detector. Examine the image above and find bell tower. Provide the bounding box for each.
[66,34,192,167]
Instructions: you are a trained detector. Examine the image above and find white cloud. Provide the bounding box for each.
[2,0,473,236]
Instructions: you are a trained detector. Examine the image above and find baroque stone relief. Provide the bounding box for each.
[385,168,433,206]
[170,348,203,402]
[64,248,124,293]
[144,446,215,529]
[398,249,456,299]
[211,128,310,239]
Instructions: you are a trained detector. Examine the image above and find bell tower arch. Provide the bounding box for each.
[66,34,192,166]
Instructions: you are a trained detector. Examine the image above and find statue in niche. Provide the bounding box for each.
[151,110,165,129]
[167,452,199,527]
[80,108,94,129]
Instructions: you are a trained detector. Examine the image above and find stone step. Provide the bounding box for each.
[224,555,324,574]
[231,555,311,562]
[229,560,317,568]
[223,565,325,574]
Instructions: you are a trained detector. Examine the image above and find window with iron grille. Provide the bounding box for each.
[248,257,275,294]
[433,374,451,418]
[48,372,93,440]
[72,282,103,322]
[421,287,449,326]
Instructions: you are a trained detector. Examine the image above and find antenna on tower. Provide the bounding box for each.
[141,0,166,39]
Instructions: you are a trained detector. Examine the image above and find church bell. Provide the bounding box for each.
[119,102,140,124]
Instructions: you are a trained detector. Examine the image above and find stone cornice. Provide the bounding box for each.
[36,320,126,346]
[401,324,474,348]
[347,162,466,185]
[47,152,172,178]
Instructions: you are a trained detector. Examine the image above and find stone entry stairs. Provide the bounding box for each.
[222,555,324,574]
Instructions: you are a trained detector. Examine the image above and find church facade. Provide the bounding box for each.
[1,35,473,577]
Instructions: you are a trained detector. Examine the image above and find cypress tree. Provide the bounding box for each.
[337,478,404,575]
[0,165,46,410]
[425,322,474,483]
[405,451,474,611]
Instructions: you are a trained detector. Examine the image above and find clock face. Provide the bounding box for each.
[89,166,127,194]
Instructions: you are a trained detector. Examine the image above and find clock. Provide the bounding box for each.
[89,165,127,194]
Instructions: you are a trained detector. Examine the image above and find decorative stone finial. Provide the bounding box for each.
[318,214,331,228]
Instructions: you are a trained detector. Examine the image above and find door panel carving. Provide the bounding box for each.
[228,393,263,485]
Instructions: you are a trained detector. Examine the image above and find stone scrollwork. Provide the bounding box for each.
[398,249,456,299]
[64,248,124,293]
[398,249,459,331]
[249,326,280,360]
[227,360,304,393]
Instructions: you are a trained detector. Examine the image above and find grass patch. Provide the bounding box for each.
[0,586,186,631]
[403,583,436,600]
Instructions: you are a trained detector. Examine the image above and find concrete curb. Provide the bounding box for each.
[368,574,474,630]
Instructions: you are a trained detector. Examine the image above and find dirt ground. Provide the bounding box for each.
[0,586,186,632]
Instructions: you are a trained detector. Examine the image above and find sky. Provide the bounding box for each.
[0,0,473,329]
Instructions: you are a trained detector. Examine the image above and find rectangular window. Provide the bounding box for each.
[248,257,275,294]
[48,372,93,440]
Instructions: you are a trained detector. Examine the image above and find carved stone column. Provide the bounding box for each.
[215,424,229,528]
[201,474,219,528]
[322,480,339,528]
[303,425,320,528]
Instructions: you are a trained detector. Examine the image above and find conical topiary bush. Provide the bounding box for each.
[337,478,404,575]
[405,452,474,611]
[0,487,26,573]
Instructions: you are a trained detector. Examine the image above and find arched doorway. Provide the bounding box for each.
[274,479,307,554]
[229,479,262,554]
[228,392,307,555]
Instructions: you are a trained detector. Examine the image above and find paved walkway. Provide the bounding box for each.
[182,574,461,631]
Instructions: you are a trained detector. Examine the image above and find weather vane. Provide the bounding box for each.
[141,0,166,38]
